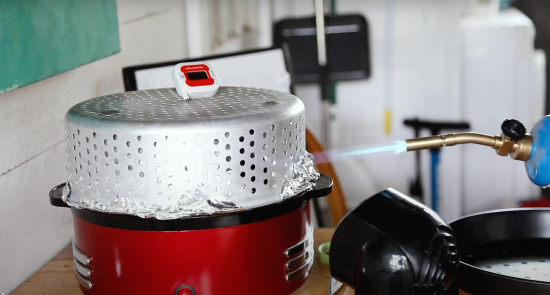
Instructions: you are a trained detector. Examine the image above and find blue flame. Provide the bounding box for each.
[313,141,408,164]
[339,141,407,157]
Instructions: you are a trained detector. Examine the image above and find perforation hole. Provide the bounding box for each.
[225,144,231,150]
[226,156,232,162]
[264,179,268,185]
[138,148,143,154]
[241,172,246,177]
[214,139,219,145]
[249,129,254,135]
[264,168,268,173]
[251,164,256,170]
[252,188,256,194]
[240,148,245,154]
[128,165,133,171]
[239,136,245,142]
[240,160,245,166]
[251,176,256,182]
[250,153,255,158]
[104,139,108,145]
[113,134,118,140]
[250,141,255,147]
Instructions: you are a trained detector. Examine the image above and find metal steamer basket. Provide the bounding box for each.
[50,86,332,295]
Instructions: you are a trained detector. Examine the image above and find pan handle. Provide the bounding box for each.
[49,183,70,208]
[304,174,333,200]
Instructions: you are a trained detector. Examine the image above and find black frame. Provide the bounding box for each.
[273,14,371,83]
[122,46,296,94]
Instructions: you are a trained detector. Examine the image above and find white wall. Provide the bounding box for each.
[461,8,545,213]
[269,0,465,220]
[269,0,543,219]
[0,1,188,293]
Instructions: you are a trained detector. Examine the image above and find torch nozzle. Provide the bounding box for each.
[405,132,533,161]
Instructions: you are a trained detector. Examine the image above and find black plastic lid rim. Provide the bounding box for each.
[49,174,332,231]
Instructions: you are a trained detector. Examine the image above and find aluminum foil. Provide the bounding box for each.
[61,151,319,220]
[62,185,240,219]
[280,152,320,199]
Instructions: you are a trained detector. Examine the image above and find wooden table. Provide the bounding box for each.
[12,228,353,295]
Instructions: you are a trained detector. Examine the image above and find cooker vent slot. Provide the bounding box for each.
[74,259,92,278]
[75,270,93,290]
[285,228,314,258]
[286,249,313,271]
[73,243,90,265]
[72,244,93,289]
[286,256,314,282]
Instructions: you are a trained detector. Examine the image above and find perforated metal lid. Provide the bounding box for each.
[63,87,319,219]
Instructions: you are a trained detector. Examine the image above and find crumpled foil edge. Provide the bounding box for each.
[61,152,320,220]
[62,185,241,220]
[280,152,320,199]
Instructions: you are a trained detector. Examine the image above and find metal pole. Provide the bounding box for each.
[315,0,327,67]
[314,0,331,149]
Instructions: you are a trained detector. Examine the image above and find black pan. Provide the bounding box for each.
[450,209,550,294]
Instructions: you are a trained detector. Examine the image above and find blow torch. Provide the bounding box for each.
[405,117,549,187]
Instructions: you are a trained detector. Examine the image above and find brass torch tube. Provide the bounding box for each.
[406,133,503,151]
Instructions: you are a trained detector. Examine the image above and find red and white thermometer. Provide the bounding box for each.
[172,62,219,100]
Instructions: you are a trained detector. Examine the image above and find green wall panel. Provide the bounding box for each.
[0,0,120,94]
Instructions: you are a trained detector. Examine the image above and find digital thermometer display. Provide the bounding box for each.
[187,71,209,81]
[172,62,219,100]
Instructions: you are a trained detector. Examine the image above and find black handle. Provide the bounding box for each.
[49,183,70,208]
[304,174,333,200]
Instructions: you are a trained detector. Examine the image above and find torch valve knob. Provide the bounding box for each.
[501,119,527,141]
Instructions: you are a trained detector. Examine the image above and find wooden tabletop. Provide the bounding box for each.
[12,228,352,295]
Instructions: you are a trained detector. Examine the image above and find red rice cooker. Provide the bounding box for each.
[49,86,332,295]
